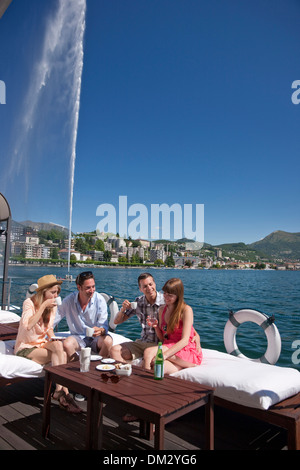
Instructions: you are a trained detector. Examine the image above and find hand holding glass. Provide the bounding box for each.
[147,314,158,328]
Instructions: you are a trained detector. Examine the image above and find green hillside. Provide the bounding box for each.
[248,231,300,260]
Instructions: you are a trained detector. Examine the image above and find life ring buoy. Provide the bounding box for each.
[223,309,281,365]
[100,292,119,332]
[26,283,38,298]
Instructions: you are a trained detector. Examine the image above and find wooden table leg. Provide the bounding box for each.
[139,421,154,440]
[97,401,104,449]
[86,390,94,449]
[205,393,214,450]
[42,370,52,439]
[88,390,104,450]
[154,419,164,450]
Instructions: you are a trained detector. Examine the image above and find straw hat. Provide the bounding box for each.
[35,275,63,292]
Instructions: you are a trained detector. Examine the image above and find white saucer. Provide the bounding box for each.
[101,358,115,364]
[91,355,102,361]
[96,364,115,371]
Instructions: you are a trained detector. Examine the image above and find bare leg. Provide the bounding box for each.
[110,343,133,362]
[63,336,80,362]
[143,344,197,374]
[97,335,113,357]
[143,345,158,370]
[28,341,79,405]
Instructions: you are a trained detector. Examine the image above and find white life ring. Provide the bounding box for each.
[26,283,38,298]
[223,309,281,365]
[100,292,119,332]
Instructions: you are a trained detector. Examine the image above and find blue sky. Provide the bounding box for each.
[0,0,299,245]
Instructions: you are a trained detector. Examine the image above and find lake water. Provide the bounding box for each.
[5,265,300,370]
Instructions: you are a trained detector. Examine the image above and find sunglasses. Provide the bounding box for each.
[76,271,94,285]
[79,271,93,279]
[100,373,119,383]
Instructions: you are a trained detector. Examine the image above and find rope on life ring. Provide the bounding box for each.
[100,292,119,332]
[223,309,282,365]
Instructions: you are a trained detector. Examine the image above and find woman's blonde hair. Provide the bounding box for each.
[31,284,61,325]
[162,278,185,333]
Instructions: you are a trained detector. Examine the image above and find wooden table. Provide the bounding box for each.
[42,361,214,450]
[0,323,18,341]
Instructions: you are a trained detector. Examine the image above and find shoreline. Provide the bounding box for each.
[7,262,299,271]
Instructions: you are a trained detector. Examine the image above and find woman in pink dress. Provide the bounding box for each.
[144,278,203,374]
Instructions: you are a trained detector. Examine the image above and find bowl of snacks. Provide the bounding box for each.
[115,363,132,376]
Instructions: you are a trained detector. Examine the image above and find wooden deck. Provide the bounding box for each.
[0,377,289,451]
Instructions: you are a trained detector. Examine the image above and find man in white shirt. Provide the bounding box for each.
[54,271,112,361]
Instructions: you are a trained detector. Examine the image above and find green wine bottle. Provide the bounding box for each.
[154,342,164,380]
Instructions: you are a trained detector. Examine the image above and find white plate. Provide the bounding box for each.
[51,336,65,340]
[101,358,115,364]
[91,355,103,361]
[96,364,115,371]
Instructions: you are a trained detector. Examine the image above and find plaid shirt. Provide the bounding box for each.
[125,291,165,343]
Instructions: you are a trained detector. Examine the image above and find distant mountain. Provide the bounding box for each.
[18,220,69,236]
[213,241,268,262]
[248,231,300,260]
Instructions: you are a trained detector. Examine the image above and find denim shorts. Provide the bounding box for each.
[83,336,99,353]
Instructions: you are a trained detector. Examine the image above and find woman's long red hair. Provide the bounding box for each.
[162,278,185,333]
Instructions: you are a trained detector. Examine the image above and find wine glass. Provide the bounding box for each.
[147,313,158,328]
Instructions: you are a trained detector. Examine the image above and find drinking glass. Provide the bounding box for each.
[147,313,158,328]
[80,347,91,372]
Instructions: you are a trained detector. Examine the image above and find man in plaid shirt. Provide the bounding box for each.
[110,272,164,362]
[110,272,200,363]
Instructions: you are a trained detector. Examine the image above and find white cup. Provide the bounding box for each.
[130,301,137,310]
[86,326,94,337]
[55,296,62,306]
[80,347,91,372]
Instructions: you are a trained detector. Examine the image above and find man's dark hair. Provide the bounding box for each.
[137,272,154,286]
[76,271,94,286]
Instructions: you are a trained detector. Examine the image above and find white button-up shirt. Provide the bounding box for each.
[54,291,108,337]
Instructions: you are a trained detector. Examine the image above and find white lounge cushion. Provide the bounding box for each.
[0,354,44,379]
[172,348,300,410]
[110,331,132,345]
[0,343,44,380]
[0,332,131,380]
[0,310,20,323]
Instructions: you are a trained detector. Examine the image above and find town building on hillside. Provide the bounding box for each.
[150,249,166,263]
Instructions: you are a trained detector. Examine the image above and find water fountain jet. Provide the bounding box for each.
[2,0,86,273]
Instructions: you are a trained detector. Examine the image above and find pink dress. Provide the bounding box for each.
[161,307,203,365]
